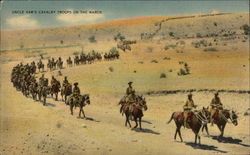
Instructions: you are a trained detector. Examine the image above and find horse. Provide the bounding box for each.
[37,61,44,72]
[67,58,73,67]
[50,80,61,101]
[67,94,90,118]
[29,82,38,101]
[38,85,50,106]
[120,95,147,130]
[201,109,238,137]
[167,107,210,144]
[61,83,72,103]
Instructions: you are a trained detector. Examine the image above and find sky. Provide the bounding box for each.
[0,0,249,30]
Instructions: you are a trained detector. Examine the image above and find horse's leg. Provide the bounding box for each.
[70,104,73,115]
[55,92,58,101]
[217,124,222,137]
[139,117,142,130]
[177,125,183,142]
[198,134,201,144]
[126,113,131,128]
[82,107,86,118]
[79,106,82,118]
[204,124,209,136]
[133,117,138,128]
[43,96,46,106]
[221,124,226,137]
[195,134,197,144]
[174,128,178,140]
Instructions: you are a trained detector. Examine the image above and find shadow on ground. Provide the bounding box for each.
[210,135,250,147]
[77,116,100,122]
[131,128,160,135]
[185,142,227,153]
[45,102,56,107]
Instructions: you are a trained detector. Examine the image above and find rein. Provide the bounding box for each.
[219,111,232,124]
[195,111,208,125]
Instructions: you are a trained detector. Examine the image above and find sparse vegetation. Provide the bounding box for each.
[204,47,217,52]
[151,60,158,63]
[160,73,167,78]
[138,61,144,64]
[108,66,114,72]
[73,51,80,55]
[146,46,154,53]
[169,32,174,37]
[176,50,183,53]
[164,44,176,50]
[241,24,250,35]
[88,35,97,43]
[196,33,202,38]
[163,57,171,60]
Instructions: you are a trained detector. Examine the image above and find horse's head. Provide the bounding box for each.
[230,110,238,126]
[201,106,211,122]
[138,95,147,111]
[83,94,90,105]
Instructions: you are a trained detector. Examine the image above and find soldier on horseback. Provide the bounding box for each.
[183,93,197,128]
[63,76,69,88]
[39,74,46,86]
[51,76,57,86]
[125,82,136,103]
[210,92,223,126]
[71,82,81,106]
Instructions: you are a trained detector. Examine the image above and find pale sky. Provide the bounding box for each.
[0,0,249,30]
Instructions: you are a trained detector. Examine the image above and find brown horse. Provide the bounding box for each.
[120,95,147,130]
[202,109,238,137]
[167,107,210,144]
[50,80,61,101]
[67,94,90,118]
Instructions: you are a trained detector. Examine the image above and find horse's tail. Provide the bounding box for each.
[120,105,123,114]
[167,112,175,124]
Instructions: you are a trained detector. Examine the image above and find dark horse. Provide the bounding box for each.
[167,107,210,144]
[38,85,50,106]
[61,83,72,103]
[120,95,147,130]
[202,109,238,137]
[50,80,61,101]
[67,94,90,118]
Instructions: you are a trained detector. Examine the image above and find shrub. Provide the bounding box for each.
[60,40,64,44]
[177,68,187,76]
[204,47,217,52]
[169,32,174,37]
[108,66,114,72]
[146,46,154,53]
[241,24,250,35]
[164,44,176,50]
[196,33,202,38]
[151,60,158,63]
[73,51,80,55]
[160,73,167,78]
[138,61,144,64]
[163,57,171,60]
[88,35,96,43]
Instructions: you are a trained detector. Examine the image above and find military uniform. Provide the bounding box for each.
[39,74,46,87]
[183,94,196,128]
[62,77,69,88]
[210,92,223,126]
[125,82,136,103]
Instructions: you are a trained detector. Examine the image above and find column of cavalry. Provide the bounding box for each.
[35,50,120,73]
[11,62,90,118]
[10,62,239,145]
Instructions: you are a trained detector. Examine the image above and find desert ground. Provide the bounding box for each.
[0,13,249,155]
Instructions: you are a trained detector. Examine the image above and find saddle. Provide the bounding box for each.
[179,112,193,121]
